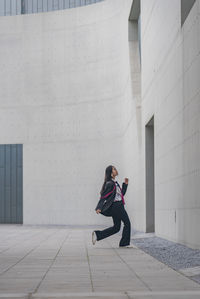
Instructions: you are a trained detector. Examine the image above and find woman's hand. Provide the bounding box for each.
[124,178,129,185]
[96,209,101,214]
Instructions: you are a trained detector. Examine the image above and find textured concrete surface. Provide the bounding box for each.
[0,0,133,227]
[0,226,200,299]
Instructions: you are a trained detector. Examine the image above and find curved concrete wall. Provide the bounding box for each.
[0,0,134,225]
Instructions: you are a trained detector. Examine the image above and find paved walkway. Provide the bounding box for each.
[0,225,200,299]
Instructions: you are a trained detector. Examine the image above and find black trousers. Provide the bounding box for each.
[95,201,131,247]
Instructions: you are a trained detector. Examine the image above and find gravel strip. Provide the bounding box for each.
[191,275,200,284]
[132,236,200,271]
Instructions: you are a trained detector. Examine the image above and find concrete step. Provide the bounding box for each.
[2,291,200,299]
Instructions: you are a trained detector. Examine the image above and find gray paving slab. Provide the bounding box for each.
[127,290,200,298]
[0,294,28,299]
[0,225,200,299]
[31,292,128,299]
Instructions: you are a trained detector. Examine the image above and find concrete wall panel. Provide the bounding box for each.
[0,0,134,225]
[141,0,200,248]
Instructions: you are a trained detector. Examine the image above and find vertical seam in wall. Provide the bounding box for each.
[141,0,157,40]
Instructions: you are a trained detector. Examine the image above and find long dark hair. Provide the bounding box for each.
[100,165,113,195]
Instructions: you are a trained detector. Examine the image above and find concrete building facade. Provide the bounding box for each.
[0,0,200,249]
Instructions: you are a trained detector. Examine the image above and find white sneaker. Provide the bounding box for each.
[92,231,97,245]
[120,244,135,248]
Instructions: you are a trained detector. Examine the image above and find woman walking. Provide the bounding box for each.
[92,165,133,248]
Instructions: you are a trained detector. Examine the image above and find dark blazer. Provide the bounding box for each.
[95,180,128,216]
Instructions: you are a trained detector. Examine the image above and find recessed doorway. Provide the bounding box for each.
[0,144,23,224]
